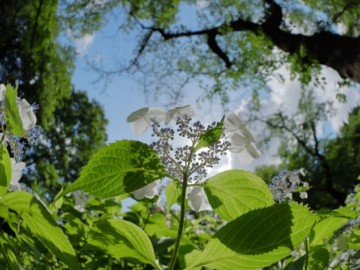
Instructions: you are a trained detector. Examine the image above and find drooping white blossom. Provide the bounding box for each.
[165,105,195,125]
[127,107,166,134]
[18,98,37,131]
[132,181,160,200]
[223,112,261,164]
[9,158,26,190]
[224,112,256,142]
[186,186,212,212]
[229,132,261,164]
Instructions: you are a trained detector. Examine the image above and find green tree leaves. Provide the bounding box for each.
[65,140,167,198]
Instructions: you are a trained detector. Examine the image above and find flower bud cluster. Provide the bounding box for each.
[150,114,230,183]
[269,169,309,202]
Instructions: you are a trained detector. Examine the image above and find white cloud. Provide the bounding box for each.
[233,65,360,169]
[196,0,209,8]
[75,34,95,56]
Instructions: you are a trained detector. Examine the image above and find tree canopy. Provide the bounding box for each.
[62,0,360,103]
[0,0,74,126]
[0,0,108,196]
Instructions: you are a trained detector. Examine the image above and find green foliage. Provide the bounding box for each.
[0,191,78,269]
[24,90,108,196]
[195,117,224,152]
[2,93,360,269]
[87,219,160,269]
[0,144,11,196]
[4,85,24,137]
[204,170,274,221]
[188,203,316,269]
[64,140,167,198]
[0,0,74,126]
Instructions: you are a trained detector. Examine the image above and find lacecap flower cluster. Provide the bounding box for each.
[127,105,261,212]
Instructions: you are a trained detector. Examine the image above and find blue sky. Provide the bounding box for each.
[69,6,360,173]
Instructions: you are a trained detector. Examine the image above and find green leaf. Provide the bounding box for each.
[144,212,177,238]
[194,118,224,152]
[310,215,349,246]
[204,170,274,221]
[0,144,11,195]
[187,203,316,270]
[64,140,167,198]
[308,246,329,270]
[165,181,181,213]
[4,85,24,137]
[87,219,160,269]
[0,233,22,270]
[0,191,78,269]
[284,256,306,270]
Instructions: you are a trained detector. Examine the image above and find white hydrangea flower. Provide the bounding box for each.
[224,112,256,142]
[9,158,26,190]
[18,98,37,131]
[127,107,166,134]
[222,112,261,164]
[229,132,261,164]
[186,186,212,212]
[132,181,160,200]
[165,105,195,125]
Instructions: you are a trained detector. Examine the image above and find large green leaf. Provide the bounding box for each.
[187,203,316,270]
[194,118,224,152]
[204,170,274,221]
[4,85,24,137]
[0,144,11,196]
[0,191,78,269]
[87,219,160,269]
[64,140,167,198]
[310,215,349,246]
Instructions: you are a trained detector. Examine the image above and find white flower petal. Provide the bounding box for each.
[233,150,254,165]
[132,118,151,135]
[132,181,160,200]
[165,105,195,124]
[127,108,166,134]
[18,99,37,131]
[126,107,149,122]
[224,112,256,142]
[229,132,261,162]
[0,84,5,101]
[245,143,262,159]
[186,186,212,212]
[231,132,249,147]
[146,108,166,123]
[10,158,26,189]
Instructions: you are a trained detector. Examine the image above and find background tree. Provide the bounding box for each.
[0,0,108,196]
[0,0,74,126]
[62,0,360,102]
[255,102,360,209]
[23,90,108,197]
[59,0,360,208]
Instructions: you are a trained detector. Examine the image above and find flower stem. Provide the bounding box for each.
[168,174,188,270]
